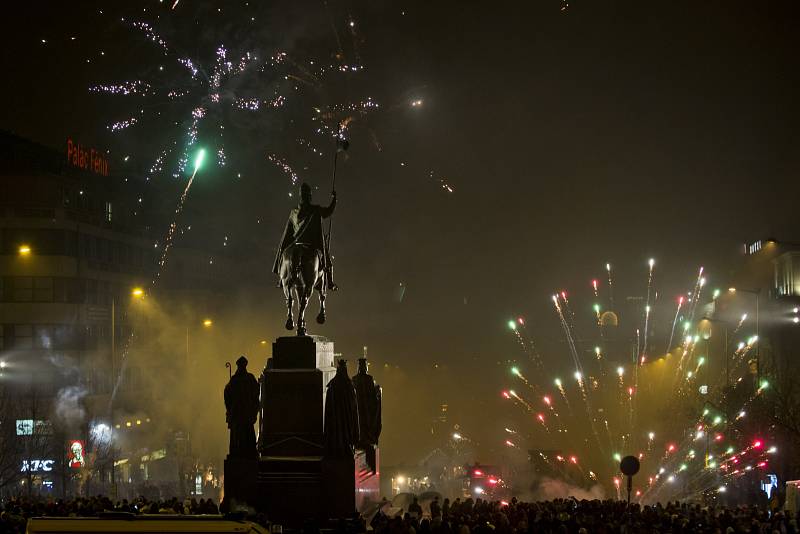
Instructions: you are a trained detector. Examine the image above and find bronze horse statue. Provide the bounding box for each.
[278,243,328,336]
[273,184,337,336]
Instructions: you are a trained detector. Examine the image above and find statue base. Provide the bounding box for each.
[251,335,375,525]
[222,456,257,510]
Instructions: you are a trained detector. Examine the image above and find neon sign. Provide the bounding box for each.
[68,440,86,468]
[21,460,54,472]
[66,138,109,176]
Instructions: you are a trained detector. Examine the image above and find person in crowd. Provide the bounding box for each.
[430,496,441,519]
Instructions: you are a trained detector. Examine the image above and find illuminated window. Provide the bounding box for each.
[16,420,34,436]
[105,202,113,223]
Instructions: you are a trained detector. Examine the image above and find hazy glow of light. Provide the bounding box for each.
[193,148,206,171]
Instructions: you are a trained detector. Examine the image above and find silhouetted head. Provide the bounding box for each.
[300,183,312,204]
[358,357,369,374]
[236,355,248,369]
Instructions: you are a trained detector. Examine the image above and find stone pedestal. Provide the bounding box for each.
[223,457,257,508]
[257,335,358,523]
[355,447,380,511]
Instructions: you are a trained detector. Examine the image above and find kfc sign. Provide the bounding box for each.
[68,440,86,468]
[21,460,54,473]
[66,138,109,176]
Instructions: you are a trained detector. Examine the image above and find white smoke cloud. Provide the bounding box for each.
[532,477,606,501]
[54,386,87,427]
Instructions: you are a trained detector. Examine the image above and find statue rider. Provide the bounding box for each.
[273,183,337,290]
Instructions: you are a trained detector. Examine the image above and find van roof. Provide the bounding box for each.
[26,515,269,534]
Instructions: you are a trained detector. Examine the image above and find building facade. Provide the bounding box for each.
[0,131,165,496]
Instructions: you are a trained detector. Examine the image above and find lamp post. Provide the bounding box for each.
[728,287,761,388]
[186,318,213,365]
[110,287,145,498]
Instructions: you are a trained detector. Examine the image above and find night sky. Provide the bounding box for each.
[2,1,799,465]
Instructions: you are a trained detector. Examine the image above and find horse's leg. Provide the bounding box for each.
[316,280,326,324]
[297,287,308,336]
[284,283,294,331]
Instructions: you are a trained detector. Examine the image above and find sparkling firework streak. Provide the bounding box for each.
[642,258,655,359]
[554,378,572,412]
[536,413,551,433]
[510,366,538,393]
[268,154,300,185]
[508,389,534,412]
[667,296,685,353]
[153,148,206,283]
[508,317,546,371]
[108,117,139,132]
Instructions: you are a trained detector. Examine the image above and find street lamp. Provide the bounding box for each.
[202,318,213,328]
[18,244,31,256]
[109,285,147,497]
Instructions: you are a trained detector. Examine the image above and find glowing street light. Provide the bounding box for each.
[202,318,213,327]
[131,287,144,298]
[18,244,31,256]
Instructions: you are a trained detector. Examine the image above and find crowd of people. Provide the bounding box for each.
[1,494,798,533]
[370,496,800,534]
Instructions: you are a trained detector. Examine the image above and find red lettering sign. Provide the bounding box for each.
[66,138,109,176]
